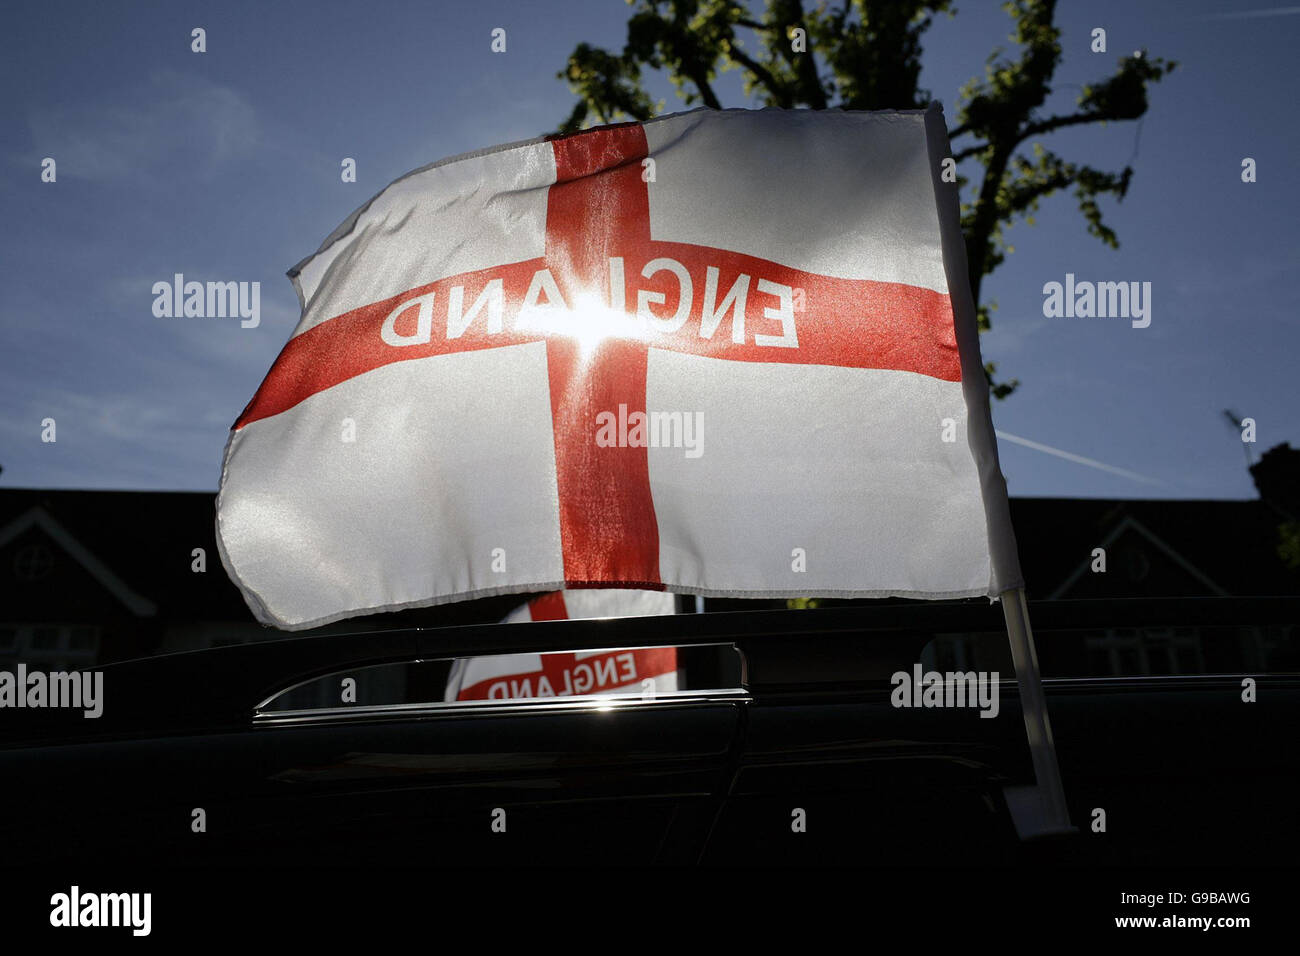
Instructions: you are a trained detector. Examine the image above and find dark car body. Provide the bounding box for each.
[2,598,1297,866]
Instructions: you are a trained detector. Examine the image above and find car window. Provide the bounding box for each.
[257,642,745,715]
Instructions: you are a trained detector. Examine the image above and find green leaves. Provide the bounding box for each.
[1278,520,1300,572]
[557,43,656,132]
[951,2,1174,397]
[556,0,1174,400]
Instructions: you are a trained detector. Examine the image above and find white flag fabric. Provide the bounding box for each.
[443,589,678,701]
[499,589,678,624]
[217,105,1022,630]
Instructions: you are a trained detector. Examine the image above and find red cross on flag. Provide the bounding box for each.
[216,105,1023,630]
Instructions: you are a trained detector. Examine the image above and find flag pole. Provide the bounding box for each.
[1001,586,1074,835]
[921,104,1074,838]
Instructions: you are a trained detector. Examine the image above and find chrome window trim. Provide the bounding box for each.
[253,641,744,714]
[253,688,751,727]
[1041,672,1300,684]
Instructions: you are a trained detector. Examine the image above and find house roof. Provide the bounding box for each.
[1007,497,1298,598]
[0,505,158,616]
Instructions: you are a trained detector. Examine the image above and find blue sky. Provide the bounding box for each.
[1,0,1296,499]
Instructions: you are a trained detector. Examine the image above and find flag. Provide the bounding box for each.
[443,589,678,701]
[499,589,678,624]
[217,105,1022,630]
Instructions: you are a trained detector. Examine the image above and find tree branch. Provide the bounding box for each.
[687,68,724,109]
[787,2,828,109]
[1019,109,1108,141]
[727,45,792,107]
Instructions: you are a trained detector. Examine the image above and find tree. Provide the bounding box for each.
[1250,443,1300,572]
[557,0,1174,398]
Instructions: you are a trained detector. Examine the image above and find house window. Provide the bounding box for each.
[12,544,55,582]
[0,624,101,670]
[1084,627,1205,677]
[923,634,972,672]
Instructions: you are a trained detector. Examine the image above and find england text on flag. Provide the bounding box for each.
[443,589,678,701]
[216,107,1022,629]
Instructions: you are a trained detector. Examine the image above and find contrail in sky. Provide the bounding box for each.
[995,430,1166,487]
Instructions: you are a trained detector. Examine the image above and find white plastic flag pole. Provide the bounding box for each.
[1001,586,1074,835]
[921,104,1073,837]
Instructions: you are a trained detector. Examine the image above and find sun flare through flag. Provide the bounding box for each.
[216,105,1023,630]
